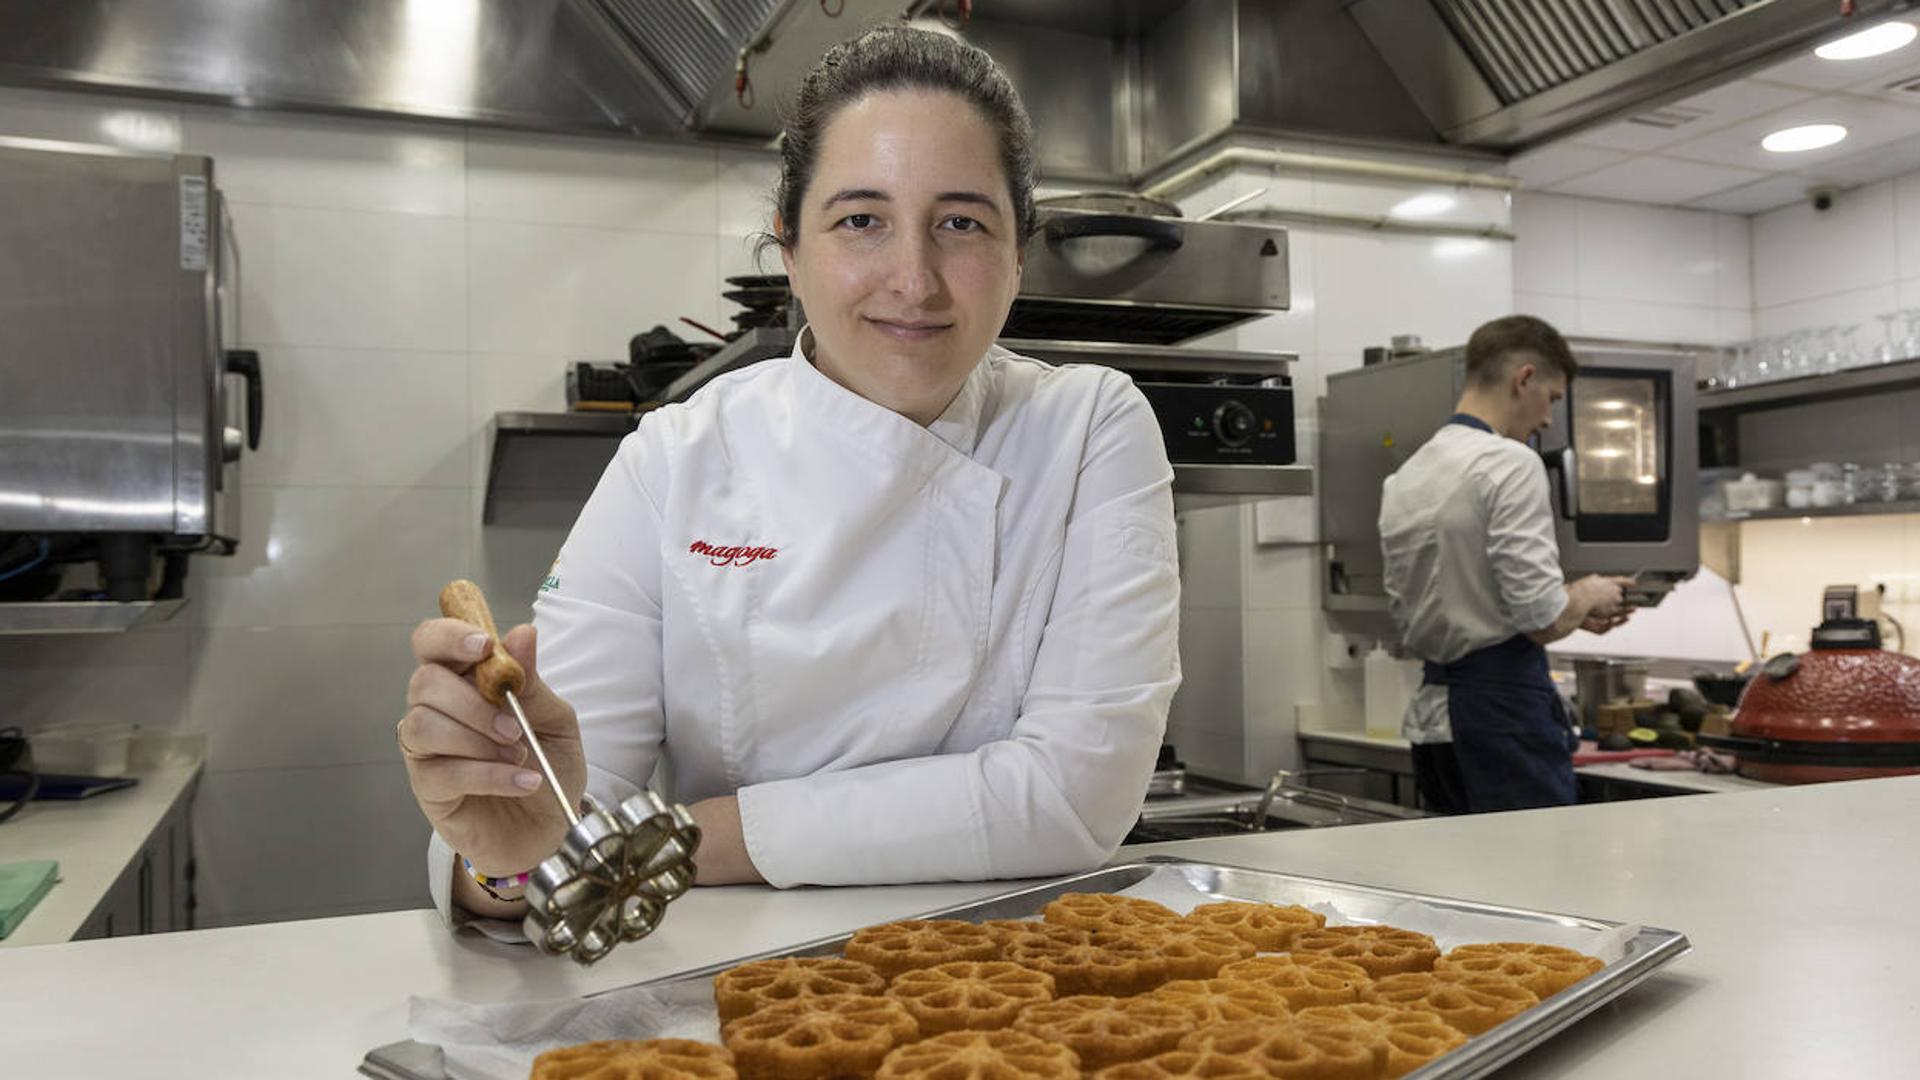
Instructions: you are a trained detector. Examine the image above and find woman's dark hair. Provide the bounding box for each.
[767,24,1037,252]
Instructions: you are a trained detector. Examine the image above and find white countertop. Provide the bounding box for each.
[1572,761,1777,794]
[12,775,1920,1078]
[0,759,203,947]
[1298,725,1779,796]
[1296,724,1411,749]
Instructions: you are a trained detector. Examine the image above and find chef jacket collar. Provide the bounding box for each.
[791,324,992,458]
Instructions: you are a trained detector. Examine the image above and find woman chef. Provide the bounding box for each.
[396,25,1182,924]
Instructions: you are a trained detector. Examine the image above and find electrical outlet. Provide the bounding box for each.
[1868,576,1914,604]
[1325,633,1365,670]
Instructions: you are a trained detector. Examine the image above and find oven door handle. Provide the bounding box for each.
[1044,213,1185,252]
[225,349,263,451]
[1541,445,1578,519]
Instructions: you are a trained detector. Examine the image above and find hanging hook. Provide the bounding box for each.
[735,51,755,110]
[820,0,844,15]
[937,0,972,30]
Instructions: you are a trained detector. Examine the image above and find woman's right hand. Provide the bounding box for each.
[399,620,586,880]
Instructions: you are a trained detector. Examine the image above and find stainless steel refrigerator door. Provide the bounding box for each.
[1537,346,1700,580]
[1321,350,1464,603]
[0,145,220,536]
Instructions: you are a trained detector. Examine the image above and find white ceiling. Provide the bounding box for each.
[1509,25,1920,215]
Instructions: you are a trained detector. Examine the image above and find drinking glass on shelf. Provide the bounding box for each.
[1902,309,1920,361]
[1840,323,1863,370]
[1841,462,1864,505]
[1708,347,1734,389]
[1753,336,1777,382]
[1787,330,1816,378]
[1877,311,1901,363]
[1729,342,1754,387]
[1879,463,1904,503]
[1817,325,1843,374]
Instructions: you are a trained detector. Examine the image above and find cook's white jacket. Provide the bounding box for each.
[428,335,1180,917]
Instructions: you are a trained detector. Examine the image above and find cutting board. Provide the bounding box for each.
[0,859,58,939]
[1573,741,1678,765]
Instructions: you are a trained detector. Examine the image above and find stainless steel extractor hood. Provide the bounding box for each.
[0,1,1902,175]
[0,0,908,143]
[0,0,687,138]
[1348,0,1908,151]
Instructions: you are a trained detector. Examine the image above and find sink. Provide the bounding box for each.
[1124,812,1306,844]
[1124,771,1425,844]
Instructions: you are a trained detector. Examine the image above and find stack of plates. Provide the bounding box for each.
[724,274,791,331]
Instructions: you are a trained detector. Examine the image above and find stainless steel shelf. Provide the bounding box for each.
[483,411,640,525]
[663,328,793,403]
[493,411,638,437]
[998,338,1294,378]
[1172,463,1313,497]
[1699,356,1920,413]
[1720,498,1920,523]
[1322,592,1390,613]
[0,599,187,635]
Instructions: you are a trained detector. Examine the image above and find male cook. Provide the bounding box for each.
[1379,315,1632,813]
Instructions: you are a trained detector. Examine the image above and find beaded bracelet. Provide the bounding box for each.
[462,856,532,901]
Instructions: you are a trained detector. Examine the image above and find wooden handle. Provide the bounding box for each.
[438,579,525,706]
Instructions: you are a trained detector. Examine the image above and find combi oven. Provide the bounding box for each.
[0,140,260,614]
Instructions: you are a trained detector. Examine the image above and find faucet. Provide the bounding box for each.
[1251,768,1367,828]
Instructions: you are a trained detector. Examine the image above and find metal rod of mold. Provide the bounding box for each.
[1142,145,1519,202]
[504,688,579,829]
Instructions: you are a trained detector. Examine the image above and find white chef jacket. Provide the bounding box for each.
[1378,421,1568,745]
[427,331,1180,921]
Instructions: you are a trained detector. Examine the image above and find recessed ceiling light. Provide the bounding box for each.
[1815,20,1917,61]
[1391,192,1456,219]
[1762,123,1848,152]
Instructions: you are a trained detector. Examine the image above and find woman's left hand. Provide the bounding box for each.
[687,796,764,885]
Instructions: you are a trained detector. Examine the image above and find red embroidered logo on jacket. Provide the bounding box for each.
[689,540,779,567]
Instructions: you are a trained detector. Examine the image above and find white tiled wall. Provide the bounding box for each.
[1512,192,1753,346]
[0,87,778,927]
[1738,172,1920,657]
[1750,174,1920,341]
[1165,145,1516,784]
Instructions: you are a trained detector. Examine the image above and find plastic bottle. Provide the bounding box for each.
[1364,641,1415,739]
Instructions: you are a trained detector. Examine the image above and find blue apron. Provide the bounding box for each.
[1419,414,1579,812]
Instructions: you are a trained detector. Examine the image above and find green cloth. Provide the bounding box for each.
[0,859,58,939]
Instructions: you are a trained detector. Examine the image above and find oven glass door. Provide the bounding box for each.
[1567,369,1671,542]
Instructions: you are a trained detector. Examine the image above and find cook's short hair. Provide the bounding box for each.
[1465,315,1578,386]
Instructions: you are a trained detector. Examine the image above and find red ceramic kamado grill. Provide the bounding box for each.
[1704,616,1920,784]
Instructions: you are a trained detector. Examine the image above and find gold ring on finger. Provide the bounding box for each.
[395,719,434,762]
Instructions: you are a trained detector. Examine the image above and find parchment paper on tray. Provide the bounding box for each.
[407,863,1643,1080]
[410,979,721,1080]
[1109,866,1642,962]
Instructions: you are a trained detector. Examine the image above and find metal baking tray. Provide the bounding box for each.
[361,856,1690,1080]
